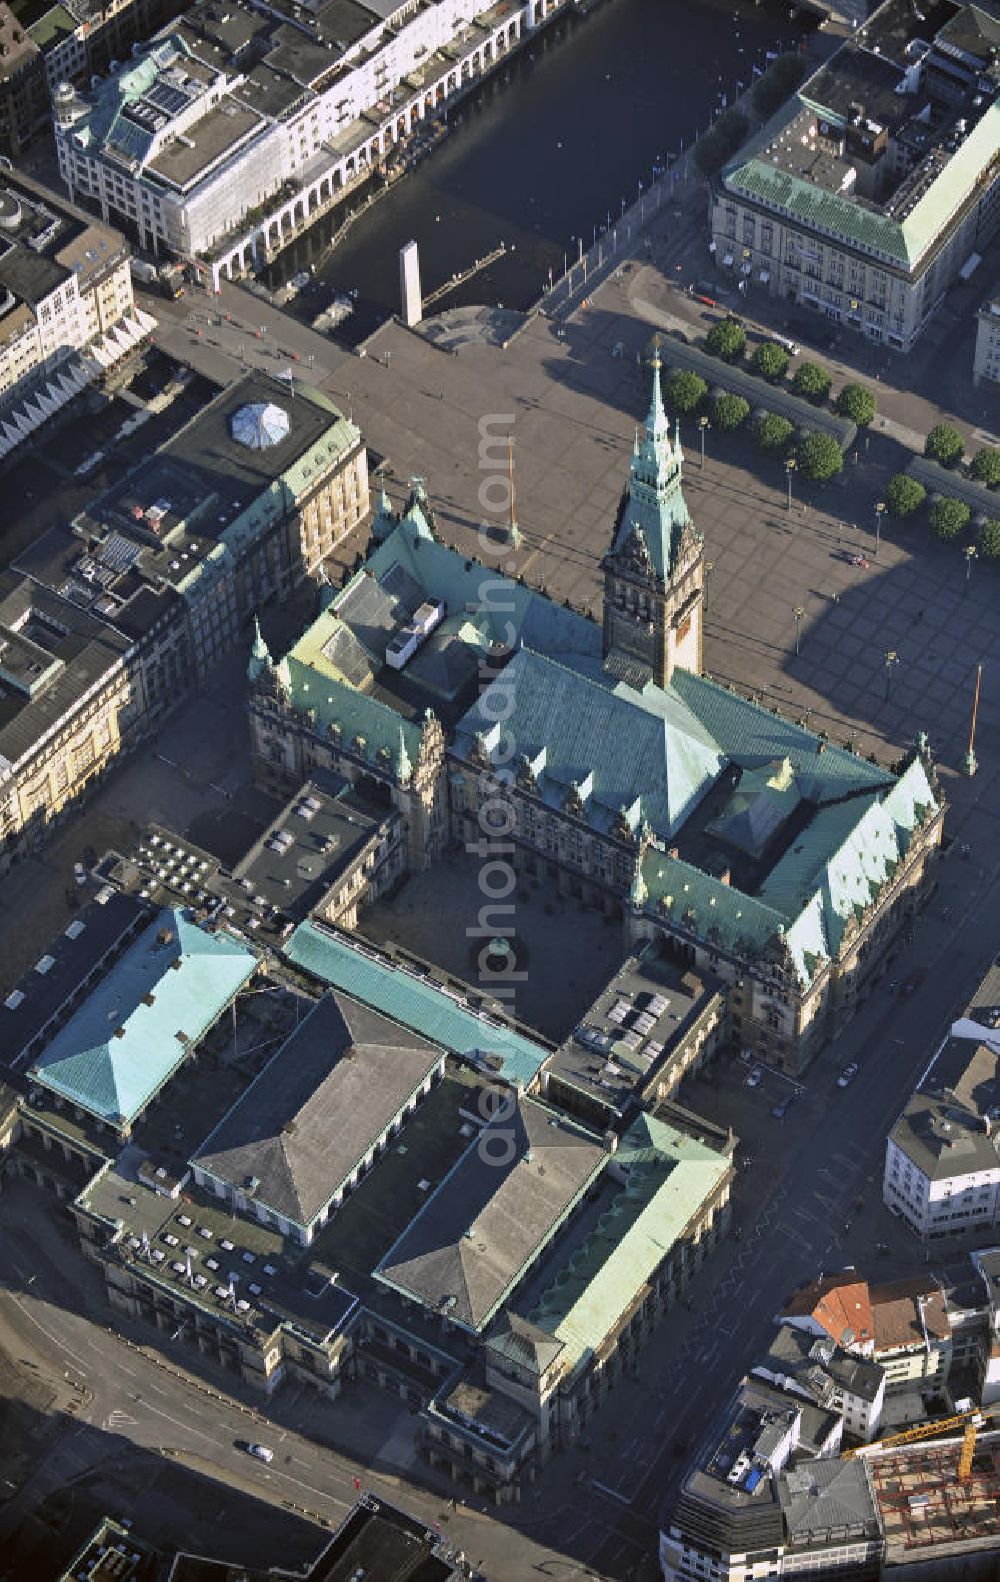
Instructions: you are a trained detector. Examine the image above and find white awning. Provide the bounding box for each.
[723,252,734,266]
[758,270,770,283]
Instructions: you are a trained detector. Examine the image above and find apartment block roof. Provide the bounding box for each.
[193,991,442,1232]
[889,974,1000,1182]
[780,1458,880,1548]
[284,920,552,1091]
[783,1271,950,1355]
[30,908,258,1128]
[783,1273,875,1352]
[374,1097,606,1333]
[0,573,131,777]
[2,887,150,1070]
[756,1322,884,1407]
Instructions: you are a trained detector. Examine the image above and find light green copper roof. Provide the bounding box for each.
[641,846,788,955]
[725,96,1000,272]
[609,361,692,581]
[457,647,725,840]
[527,1113,729,1377]
[282,607,421,771]
[640,755,938,982]
[670,670,893,802]
[284,921,550,1090]
[367,516,602,662]
[30,909,258,1128]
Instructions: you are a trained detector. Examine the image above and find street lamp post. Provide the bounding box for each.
[874,500,886,557]
[793,605,805,656]
[698,414,710,470]
[884,649,899,701]
[785,457,796,512]
[964,545,977,583]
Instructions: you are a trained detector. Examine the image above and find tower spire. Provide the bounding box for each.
[247,614,272,682]
[646,336,669,446]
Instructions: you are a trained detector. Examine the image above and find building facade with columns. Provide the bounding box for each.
[252,364,944,1072]
[53,0,564,281]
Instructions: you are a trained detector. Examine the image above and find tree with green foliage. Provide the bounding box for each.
[791,362,833,404]
[705,316,747,364]
[885,473,926,518]
[752,52,808,119]
[756,412,795,452]
[978,519,1000,559]
[924,423,964,468]
[929,496,971,541]
[714,109,749,152]
[664,369,707,415]
[970,447,1000,487]
[796,431,843,482]
[835,383,877,427]
[693,129,732,178]
[751,341,789,383]
[712,392,750,431]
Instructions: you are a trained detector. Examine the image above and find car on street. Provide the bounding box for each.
[745,1065,764,1088]
[771,1097,793,1119]
[73,861,87,886]
[838,1063,860,1088]
[240,1442,274,1463]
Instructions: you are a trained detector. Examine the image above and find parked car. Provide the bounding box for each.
[241,1442,274,1464]
[899,969,926,997]
[838,1063,860,1088]
[745,1066,764,1089]
[73,862,87,886]
[771,1097,793,1119]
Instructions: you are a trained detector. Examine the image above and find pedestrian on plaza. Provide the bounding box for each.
[915,608,924,623]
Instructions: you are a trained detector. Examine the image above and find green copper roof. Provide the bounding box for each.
[527,1113,729,1377]
[30,909,258,1128]
[456,647,725,840]
[366,516,602,662]
[670,670,893,802]
[725,96,1000,272]
[608,360,692,581]
[640,755,938,982]
[284,921,550,1090]
[282,608,422,771]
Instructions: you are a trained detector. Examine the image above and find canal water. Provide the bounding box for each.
[274,0,815,343]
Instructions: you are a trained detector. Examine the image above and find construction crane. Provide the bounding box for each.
[957,1415,980,1482]
[841,1409,984,1461]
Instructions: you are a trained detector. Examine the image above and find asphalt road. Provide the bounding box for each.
[0,1196,608,1581]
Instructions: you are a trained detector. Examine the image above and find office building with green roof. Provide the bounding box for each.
[252,359,944,1077]
[711,0,1000,351]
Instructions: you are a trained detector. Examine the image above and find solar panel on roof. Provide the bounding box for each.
[379,560,424,611]
[98,532,143,575]
[321,625,376,689]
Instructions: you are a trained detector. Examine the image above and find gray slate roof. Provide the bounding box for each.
[374,1097,606,1333]
[193,991,442,1231]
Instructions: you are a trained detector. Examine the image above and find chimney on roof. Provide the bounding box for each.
[719,867,731,886]
[156,927,174,946]
[667,846,679,859]
[142,992,155,1007]
[113,1026,126,1039]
